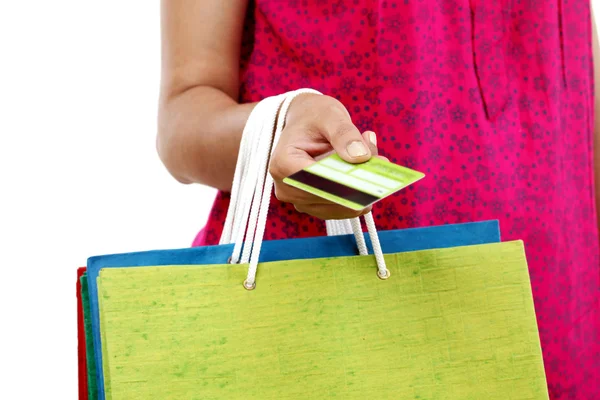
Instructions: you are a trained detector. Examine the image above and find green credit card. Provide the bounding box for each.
[283,154,425,211]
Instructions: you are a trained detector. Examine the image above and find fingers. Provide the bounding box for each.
[273,172,372,220]
[362,131,378,156]
[294,203,372,220]
[269,145,314,182]
[274,183,334,206]
[271,128,380,220]
[268,94,379,221]
[321,121,372,164]
[361,131,390,161]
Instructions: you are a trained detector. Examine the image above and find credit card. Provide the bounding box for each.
[283,154,425,211]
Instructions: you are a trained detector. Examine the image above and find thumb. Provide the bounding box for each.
[322,122,372,164]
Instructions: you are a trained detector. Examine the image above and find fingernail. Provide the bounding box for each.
[368,131,377,147]
[347,141,368,158]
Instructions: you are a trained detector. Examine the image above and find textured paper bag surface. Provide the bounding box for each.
[88,221,501,398]
[98,241,548,399]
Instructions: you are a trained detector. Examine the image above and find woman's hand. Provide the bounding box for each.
[269,93,379,220]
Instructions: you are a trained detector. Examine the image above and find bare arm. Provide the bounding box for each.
[158,1,374,219]
[158,0,252,191]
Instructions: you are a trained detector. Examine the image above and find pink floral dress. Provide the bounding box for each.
[195,1,600,397]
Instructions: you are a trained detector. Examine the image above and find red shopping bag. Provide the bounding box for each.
[77,267,88,400]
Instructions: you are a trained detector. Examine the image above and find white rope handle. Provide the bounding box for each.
[349,217,369,257]
[326,218,368,256]
[324,220,341,236]
[364,212,389,279]
[244,90,322,288]
[220,97,280,245]
[219,89,389,289]
[327,216,388,278]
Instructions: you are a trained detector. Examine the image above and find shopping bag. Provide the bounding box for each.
[79,273,98,400]
[76,268,88,400]
[89,89,546,398]
[87,220,501,399]
[97,240,548,399]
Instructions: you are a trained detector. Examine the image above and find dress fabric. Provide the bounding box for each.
[194,1,600,397]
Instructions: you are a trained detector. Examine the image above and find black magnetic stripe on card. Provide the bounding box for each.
[287,169,380,207]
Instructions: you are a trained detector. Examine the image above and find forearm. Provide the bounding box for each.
[157,85,256,191]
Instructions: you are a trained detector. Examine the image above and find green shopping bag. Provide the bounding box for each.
[97,240,548,399]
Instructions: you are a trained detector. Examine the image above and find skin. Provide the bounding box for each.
[159,0,600,227]
[158,0,376,220]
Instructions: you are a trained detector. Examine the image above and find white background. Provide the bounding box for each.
[1,2,215,398]
[0,1,598,398]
